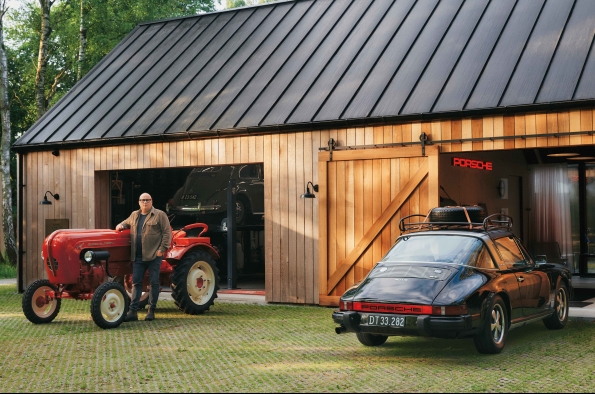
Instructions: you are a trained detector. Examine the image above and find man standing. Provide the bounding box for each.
[116,193,172,322]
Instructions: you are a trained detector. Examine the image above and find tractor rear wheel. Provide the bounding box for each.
[171,250,219,315]
[91,281,129,329]
[22,279,61,324]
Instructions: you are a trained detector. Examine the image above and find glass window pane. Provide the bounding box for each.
[494,236,526,266]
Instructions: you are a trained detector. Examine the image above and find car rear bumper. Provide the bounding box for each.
[333,310,476,339]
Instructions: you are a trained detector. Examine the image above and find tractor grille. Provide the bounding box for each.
[46,258,58,272]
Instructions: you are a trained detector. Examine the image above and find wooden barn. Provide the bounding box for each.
[13,0,595,305]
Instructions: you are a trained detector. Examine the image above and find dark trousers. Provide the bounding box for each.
[130,256,161,311]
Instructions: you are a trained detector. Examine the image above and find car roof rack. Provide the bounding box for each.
[399,212,513,234]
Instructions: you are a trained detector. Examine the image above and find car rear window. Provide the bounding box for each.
[382,235,484,265]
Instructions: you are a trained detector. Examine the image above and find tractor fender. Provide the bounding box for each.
[165,243,220,265]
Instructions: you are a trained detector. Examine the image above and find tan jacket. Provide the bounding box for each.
[118,207,172,261]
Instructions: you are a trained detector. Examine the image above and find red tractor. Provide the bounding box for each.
[22,223,220,329]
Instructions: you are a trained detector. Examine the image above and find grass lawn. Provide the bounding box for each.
[1,283,595,392]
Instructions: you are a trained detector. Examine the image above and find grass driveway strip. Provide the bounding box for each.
[1,284,595,392]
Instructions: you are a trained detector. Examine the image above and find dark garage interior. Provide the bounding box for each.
[109,166,265,290]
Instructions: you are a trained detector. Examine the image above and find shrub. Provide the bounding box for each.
[0,263,16,279]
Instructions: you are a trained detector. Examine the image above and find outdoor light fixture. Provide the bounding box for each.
[300,182,319,199]
[51,149,60,157]
[40,191,60,205]
[498,179,508,199]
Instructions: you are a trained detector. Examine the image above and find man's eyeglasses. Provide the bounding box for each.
[139,199,152,202]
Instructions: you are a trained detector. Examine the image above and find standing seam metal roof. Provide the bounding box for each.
[14,0,595,150]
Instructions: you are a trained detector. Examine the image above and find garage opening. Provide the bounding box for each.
[440,147,595,278]
[109,164,265,291]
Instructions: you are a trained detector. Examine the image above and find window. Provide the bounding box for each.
[383,235,484,265]
[494,236,527,267]
[239,165,259,179]
[473,246,496,269]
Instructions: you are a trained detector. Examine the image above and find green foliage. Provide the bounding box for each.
[0,263,16,278]
[225,0,278,9]
[6,0,216,139]
[3,0,216,223]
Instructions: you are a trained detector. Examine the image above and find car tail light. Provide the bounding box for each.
[340,301,353,311]
[352,302,432,315]
[431,305,468,316]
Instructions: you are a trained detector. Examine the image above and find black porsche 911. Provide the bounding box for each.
[332,206,572,354]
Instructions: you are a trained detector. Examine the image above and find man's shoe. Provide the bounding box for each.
[145,309,155,321]
[124,310,138,322]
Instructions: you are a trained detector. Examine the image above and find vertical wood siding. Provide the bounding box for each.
[20,108,595,302]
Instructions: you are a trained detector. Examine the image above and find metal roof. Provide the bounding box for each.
[14,0,595,150]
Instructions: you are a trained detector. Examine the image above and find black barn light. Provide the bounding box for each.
[300,182,319,199]
[40,191,60,205]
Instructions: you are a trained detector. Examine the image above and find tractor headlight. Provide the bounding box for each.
[84,251,94,263]
[82,250,110,263]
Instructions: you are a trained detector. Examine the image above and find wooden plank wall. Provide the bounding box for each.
[20,108,595,303]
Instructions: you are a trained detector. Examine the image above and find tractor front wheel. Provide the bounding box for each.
[171,250,219,315]
[22,279,61,324]
[91,281,129,329]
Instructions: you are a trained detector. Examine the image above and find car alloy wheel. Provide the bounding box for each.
[544,283,569,330]
[473,295,508,354]
[555,286,568,322]
[490,303,505,344]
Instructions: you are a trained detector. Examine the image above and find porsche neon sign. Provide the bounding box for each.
[452,157,493,171]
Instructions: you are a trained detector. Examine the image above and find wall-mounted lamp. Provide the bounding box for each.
[497,179,508,199]
[40,191,60,205]
[300,181,319,199]
[51,149,60,157]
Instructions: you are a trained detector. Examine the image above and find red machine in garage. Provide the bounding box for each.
[22,223,220,329]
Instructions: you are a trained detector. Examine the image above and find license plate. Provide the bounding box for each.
[363,314,406,327]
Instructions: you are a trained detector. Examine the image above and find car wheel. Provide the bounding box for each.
[429,206,486,223]
[113,275,150,309]
[171,250,220,315]
[543,283,569,330]
[473,295,507,354]
[356,332,388,346]
[235,198,252,225]
[90,281,129,329]
[22,279,61,324]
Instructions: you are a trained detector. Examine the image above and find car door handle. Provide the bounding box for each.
[517,276,525,283]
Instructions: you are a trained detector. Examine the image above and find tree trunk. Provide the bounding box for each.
[77,0,86,81]
[0,3,17,265]
[35,0,52,119]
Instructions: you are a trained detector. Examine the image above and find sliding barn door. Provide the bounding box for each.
[318,145,439,306]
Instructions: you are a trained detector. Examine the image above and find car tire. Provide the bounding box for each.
[235,197,251,225]
[22,279,61,324]
[90,281,129,329]
[473,295,507,354]
[356,332,388,346]
[543,283,569,330]
[113,275,150,310]
[171,250,220,315]
[429,206,486,223]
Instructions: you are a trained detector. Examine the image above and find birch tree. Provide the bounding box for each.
[0,0,17,265]
[34,0,53,119]
[76,0,85,81]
